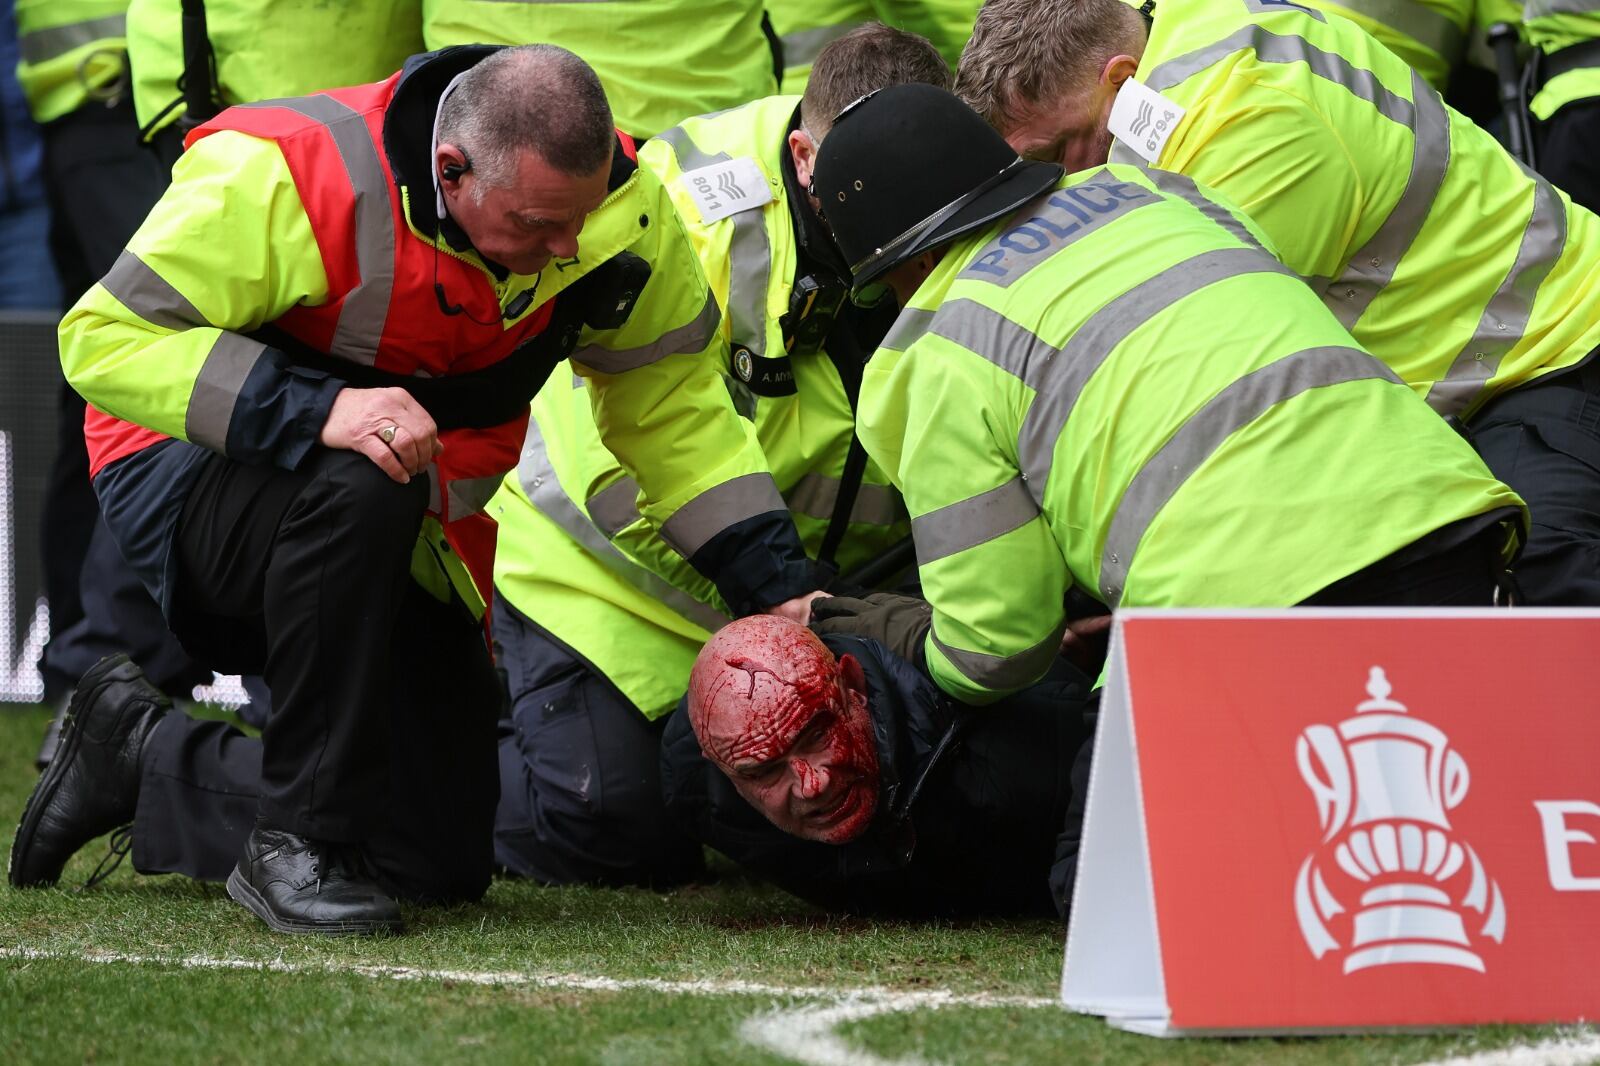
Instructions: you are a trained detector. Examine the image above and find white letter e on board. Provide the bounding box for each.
[1535,800,1600,890]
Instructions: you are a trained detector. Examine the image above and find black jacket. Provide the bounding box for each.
[660,635,1089,917]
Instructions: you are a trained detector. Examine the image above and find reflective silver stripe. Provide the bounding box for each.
[930,621,1066,693]
[1016,247,1295,493]
[1097,345,1400,604]
[958,174,1163,289]
[446,475,506,520]
[426,466,443,514]
[1108,141,1142,167]
[781,21,870,67]
[658,472,787,560]
[912,477,1040,566]
[1244,0,1326,18]
[726,209,774,356]
[1337,0,1465,59]
[100,250,205,330]
[1327,70,1451,329]
[185,333,268,451]
[654,124,772,355]
[881,307,936,352]
[587,476,641,538]
[19,13,126,64]
[784,474,904,527]
[918,298,1056,389]
[242,95,394,366]
[1426,170,1567,417]
[517,421,729,631]
[1525,0,1600,18]
[1137,167,1266,253]
[1143,27,1414,128]
[572,288,719,373]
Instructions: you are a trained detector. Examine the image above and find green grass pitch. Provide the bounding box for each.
[0,702,1588,1065]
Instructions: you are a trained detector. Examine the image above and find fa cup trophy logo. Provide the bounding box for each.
[1294,667,1506,973]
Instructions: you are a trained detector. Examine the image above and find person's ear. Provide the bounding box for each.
[1103,53,1140,92]
[837,653,869,701]
[788,128,818,192]
[437,144,470,187]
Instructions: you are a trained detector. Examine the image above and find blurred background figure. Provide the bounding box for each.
[126,0,423,164]
[767,0,979,93]
[12,0,208,749]
[2,0,63,311]
[422,0,778,139]
[1523,0,1600,213]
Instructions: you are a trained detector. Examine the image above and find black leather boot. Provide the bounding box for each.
[34,692,71,771]
[9,655,170,887]
[226,827,403,936]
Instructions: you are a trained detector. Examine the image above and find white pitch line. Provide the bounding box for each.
[1415,1033,1600,1066]
[742,998,935,1066]
[4,944,1594,1066]
[0,944,1052,1009]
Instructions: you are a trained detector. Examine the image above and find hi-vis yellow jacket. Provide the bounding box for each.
[61,50,798,624]
[1113,0,1600,422]
[125,0,422,140]
[493,96,910,717]
[862,166,1522,704]
[1296,0,1471,90]
[422,0,776,138]
[14,0,129,122]
[1524,0,1600,117]
[766,0,978,93]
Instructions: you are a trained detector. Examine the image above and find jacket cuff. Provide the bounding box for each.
[687,509,815,615]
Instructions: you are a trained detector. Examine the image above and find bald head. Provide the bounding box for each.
[687,617,880,844]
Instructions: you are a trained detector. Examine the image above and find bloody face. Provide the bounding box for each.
[687,616,881,844]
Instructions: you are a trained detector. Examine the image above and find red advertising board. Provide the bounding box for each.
[1062,609,1600,1036]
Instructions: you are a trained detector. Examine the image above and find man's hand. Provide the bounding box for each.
[763,589,829,626]
[319,387,442,483]
[809,592,933,663]
[1059,614,1113,672]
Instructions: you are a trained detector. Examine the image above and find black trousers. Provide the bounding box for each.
[1469,357,1600,604]
[492,602,702,888]
[1535,97,1600,217]
[130,449,500,901]
[1048,523,1507,919]
[36,97,204,699]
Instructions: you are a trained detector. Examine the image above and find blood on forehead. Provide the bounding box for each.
[687,617,842,767]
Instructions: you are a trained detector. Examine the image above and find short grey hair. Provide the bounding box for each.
[437,45,614,200]
[955,0,1145,131]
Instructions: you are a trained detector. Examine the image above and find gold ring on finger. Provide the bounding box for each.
[379,425,398,444]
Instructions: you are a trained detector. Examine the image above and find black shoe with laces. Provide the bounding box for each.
[9,655,170,888]
[226,827,403,936]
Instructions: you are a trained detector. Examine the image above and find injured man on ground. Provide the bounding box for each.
[661,615,1088,918]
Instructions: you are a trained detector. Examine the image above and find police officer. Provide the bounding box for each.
[421,0,778,140]
[126,0,423,163]
[1523,0,1600,213]
[487,25,951,887]
[810,83,1524,910]
[1297,0,1471,92]
[10,45,818,935]
[958,0,1600,604]
[766,1,979,93]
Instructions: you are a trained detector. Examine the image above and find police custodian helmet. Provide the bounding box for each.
[812,83,1064,290]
